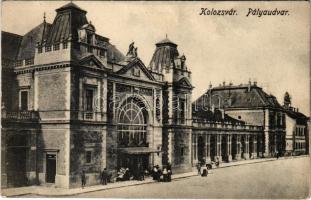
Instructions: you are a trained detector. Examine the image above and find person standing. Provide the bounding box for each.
[152,166,158,180]
[81,170,86,189]
[196,162,201,175]
[162,167,168,182]
[101,168,107,185]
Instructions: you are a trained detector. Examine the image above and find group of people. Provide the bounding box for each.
[196,157,220,177]
[80,163,174,188]
[152,165,172,182]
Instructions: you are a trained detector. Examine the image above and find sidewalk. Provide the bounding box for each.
[1,155,308,197]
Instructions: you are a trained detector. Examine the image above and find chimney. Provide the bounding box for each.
[253,81,257,86]
[248,79,251,92]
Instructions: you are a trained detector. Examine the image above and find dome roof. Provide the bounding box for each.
[155,37,177,47]
[149,38,179,72]
[56,2,86,13]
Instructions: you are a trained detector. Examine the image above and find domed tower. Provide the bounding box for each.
[149,37,193,172]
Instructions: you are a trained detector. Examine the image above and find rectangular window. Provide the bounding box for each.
[179,99,185,124]
[20,91,28,111]
[85,89,94,111]
[85,151,92,164]
[87,46,93,53]
[38,47,43,53]
[53,43,60,51]
[87,33,92,44]
[45,46,51,52]
[180,147,184,156]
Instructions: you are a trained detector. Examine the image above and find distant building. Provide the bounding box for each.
[193,81,287,158]
[1,2,308,189]
[282,92,309,155]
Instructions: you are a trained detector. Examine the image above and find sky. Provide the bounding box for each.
[2,1,310,115]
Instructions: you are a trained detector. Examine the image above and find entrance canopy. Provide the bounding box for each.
[118,147,161,155]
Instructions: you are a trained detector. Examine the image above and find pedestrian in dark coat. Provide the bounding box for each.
[152,166,158,180]
[81,170,86,188]
[101,168,107,185]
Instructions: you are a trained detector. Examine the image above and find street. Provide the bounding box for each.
[22,157,310,198]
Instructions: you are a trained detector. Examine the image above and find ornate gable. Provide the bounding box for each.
[176,77,193,88]
[116,58,156,81]
[79,55,105,69]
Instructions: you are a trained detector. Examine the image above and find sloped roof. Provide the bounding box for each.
[149,38,179,72]
[193,84,283,110]
[285,108,308,125]
[1,31,22,60]
[46,2,88,45]
[17,22,51,60]
[107,43,125,63]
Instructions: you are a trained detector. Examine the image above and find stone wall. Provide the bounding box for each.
[70,125,106,188]
[37,68,70,120]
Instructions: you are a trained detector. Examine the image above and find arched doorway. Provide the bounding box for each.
[117,97,150,170]
[197,136,205,163]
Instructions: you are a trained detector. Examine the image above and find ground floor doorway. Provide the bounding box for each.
[7,148,27,187]
[46,154,56,183]
[117,154,150,171]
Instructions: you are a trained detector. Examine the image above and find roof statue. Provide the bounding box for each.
[126,42,138,58]
[284,91,291,108]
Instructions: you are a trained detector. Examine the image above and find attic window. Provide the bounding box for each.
[25,58,34,65]
[87,32,93,44]
[53,43,60,51]
[87,46,93,53]
[63,42,68,49]
[38,47,43,54]
[15,60,23,67]
[238,116,241,119]
[99,50,105,57]
[45,46,51,52]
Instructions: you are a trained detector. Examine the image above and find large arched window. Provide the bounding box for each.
[117,98,148,147]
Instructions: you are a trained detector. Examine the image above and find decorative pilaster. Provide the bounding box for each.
[235,135,242,160]
[216,135,222,162]
[206,134,211,163]
[227,135,232,162]
[243,135,250,159]
[252,135,258,159]
[264,109,270,157]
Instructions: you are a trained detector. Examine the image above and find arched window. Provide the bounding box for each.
[117,98,148,147]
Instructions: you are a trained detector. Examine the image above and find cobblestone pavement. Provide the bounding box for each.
[17,156,310,198]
